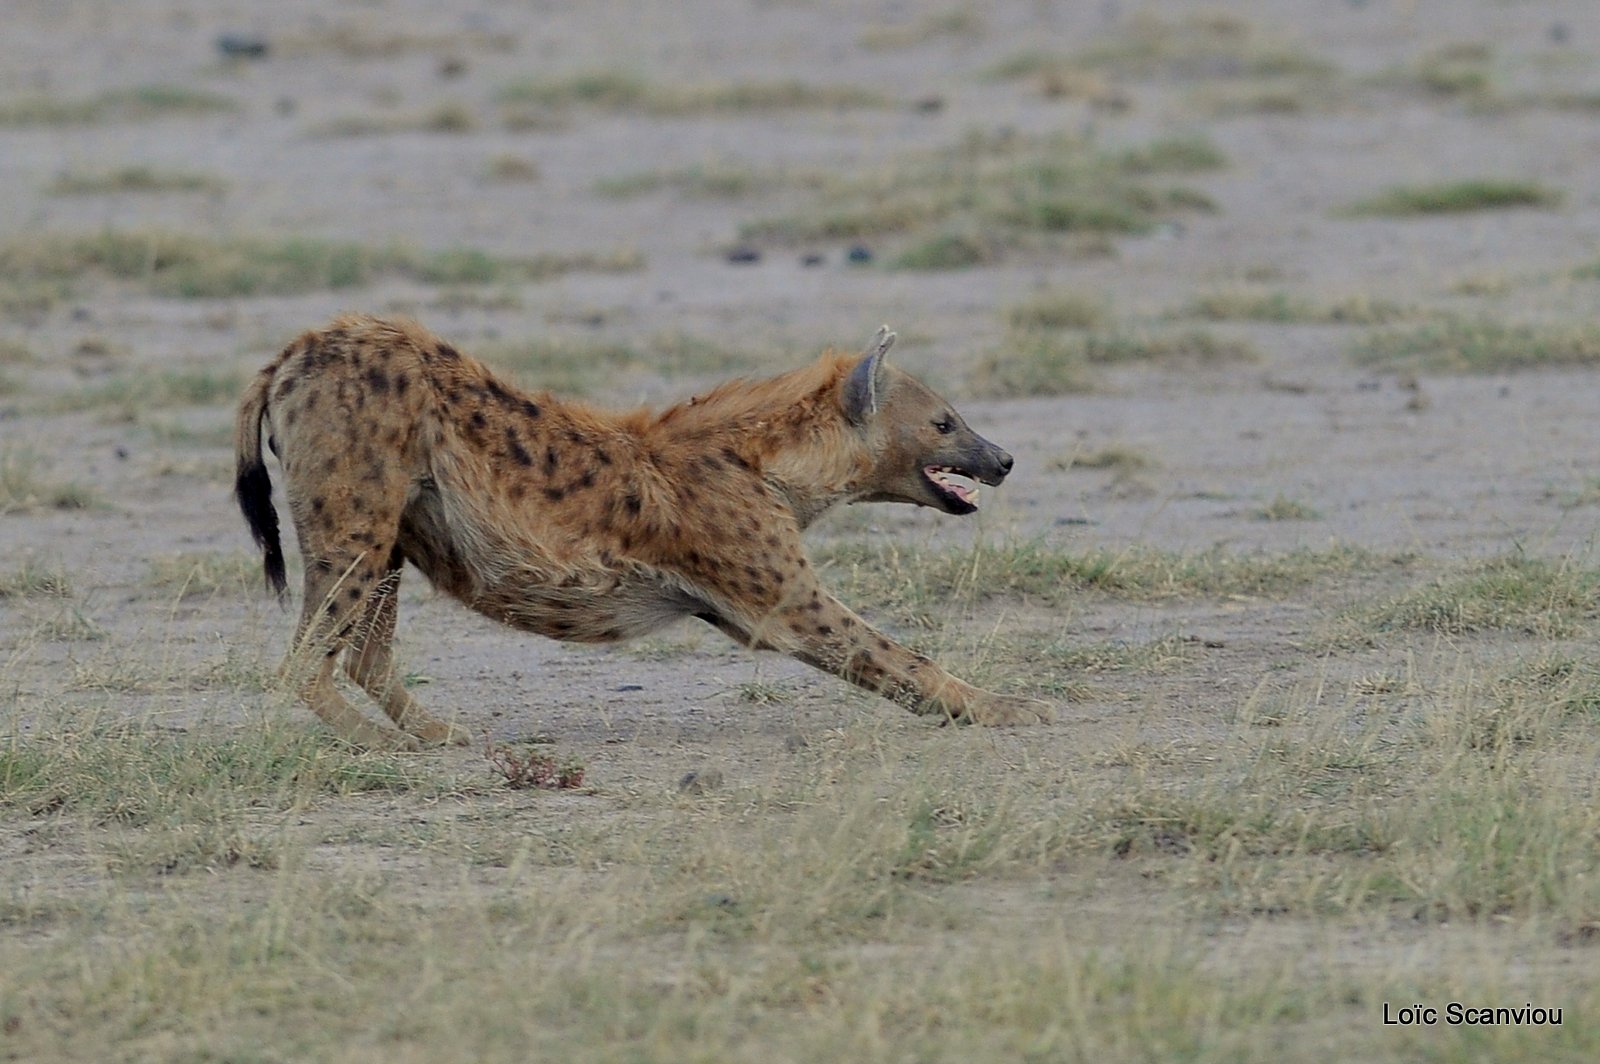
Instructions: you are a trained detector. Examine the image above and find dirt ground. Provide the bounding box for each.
[4,1,1600,1060]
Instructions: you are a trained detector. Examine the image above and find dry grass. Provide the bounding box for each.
[47,166,228,196]
[0,84,237,126]
[499,73,886,118]
[1342,180,1561,217]
[970,328,1258,397]
[0,450,99,514]
[1352,316,1600,372]
[736,130,1218,264]
[0,230,642,300]
[859,9,984,51]
[1181,289,1415,325]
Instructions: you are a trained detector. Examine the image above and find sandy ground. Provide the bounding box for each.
[3,0,1600,1056]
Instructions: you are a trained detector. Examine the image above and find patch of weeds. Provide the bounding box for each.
[1049,445,1154,472]
[1004,291,1107,330]
[860,9,984,51]
[56,365,244,413]
[0,720,432,827]
[0,558,71,598]
[970,328,1256,397]
[888,232,996,270]
[483,336,639,394]
[500,74,885,118]
[47,167,228,196]
[484,741,585,790]
[145,552,260,598]
[595,161,773,200]
[1182,289,1413,325]
[1406,43,1496,101]
[36,607,106,642]
[730,680,796,705]
[0,85,237,126]
[816,539,1380,622]
[981,53,1121,104]
[1253,495,1321,521]
[1114,136,1228,174]
[738,130,1218,260]
[0,230,642,300]
[1355,555,1598,638]
[316,101,478,136]
[0,450,99,514]
[1342,180,1560,217]
[108,824,285,877]
[1352,316,1600,372]
[1079,13,1336,81]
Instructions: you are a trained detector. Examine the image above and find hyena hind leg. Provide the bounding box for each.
[343,554,470,747]
[285,548,419,751]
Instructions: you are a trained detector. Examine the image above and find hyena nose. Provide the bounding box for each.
[998,450,1014,475]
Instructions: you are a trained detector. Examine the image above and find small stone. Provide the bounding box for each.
[912,95,945,114]
[678,769,724,795]
[799,252,825,267]
[725,245,761,265]
[217,33,269,59]
[846,244,873,264]
[616,683,644,692]
[783,732,810,752]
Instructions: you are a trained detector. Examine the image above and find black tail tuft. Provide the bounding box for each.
[235,460,287,598]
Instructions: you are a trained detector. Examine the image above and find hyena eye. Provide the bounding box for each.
[934,415,955,435]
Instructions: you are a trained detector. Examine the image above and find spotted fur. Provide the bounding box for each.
[235,315,1053,749]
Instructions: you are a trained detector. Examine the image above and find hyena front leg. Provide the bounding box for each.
[724,580,1053,726]
[343,550,470,747]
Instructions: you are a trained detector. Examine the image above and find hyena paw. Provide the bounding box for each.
[965,695,1054,727]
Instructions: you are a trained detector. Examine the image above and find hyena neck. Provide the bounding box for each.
[650,355,870,529]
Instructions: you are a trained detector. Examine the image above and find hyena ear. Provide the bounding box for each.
[843,325,896,424]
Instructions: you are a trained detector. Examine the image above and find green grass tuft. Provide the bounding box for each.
[1353,316,1600,372]
[1343,180,1560,217]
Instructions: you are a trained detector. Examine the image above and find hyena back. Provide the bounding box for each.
[235,315,1053,749]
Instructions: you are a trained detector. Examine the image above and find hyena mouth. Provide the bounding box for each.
[923,465,980,514]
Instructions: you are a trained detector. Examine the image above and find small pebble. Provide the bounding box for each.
[800,252,825,267]
[615,683,644,692]
[846,244,873,264]
[217,33,269,59]
[725,245,761,265]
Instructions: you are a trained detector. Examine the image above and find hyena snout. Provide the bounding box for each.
[977,441,1014,486]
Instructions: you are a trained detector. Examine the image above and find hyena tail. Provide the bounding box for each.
[234,367,287,598]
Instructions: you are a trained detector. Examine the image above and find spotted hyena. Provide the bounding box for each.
[234,315,1053,749]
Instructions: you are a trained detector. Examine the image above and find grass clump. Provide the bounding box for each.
[0,230,641,300]
[817,539,1378,623]
[500,74,885,118]
[144,552,261,599]
[737,130,1218,261]
[1114,135,1228,174]
[0,558,71,598]
[0,85,237,126]
[0,718,431,827]
[1004,291,1107,330]
[1182,289,1413,325]
[1353,555,1598,638]
[1343,180,1560,217]
[971,329,1256,397]
[1253,495,1322,522]
[1353,316,1600,372]
[594,161,773,200]
[0,450,98,514]
[48,167,228,196]
[860,9,984,51]
[1079,13,1335,81]
[55,366,244,413]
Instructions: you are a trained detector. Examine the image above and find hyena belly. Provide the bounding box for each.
[397,482,704,643]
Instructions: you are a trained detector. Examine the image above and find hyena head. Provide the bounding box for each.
[840,327,1014,515]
